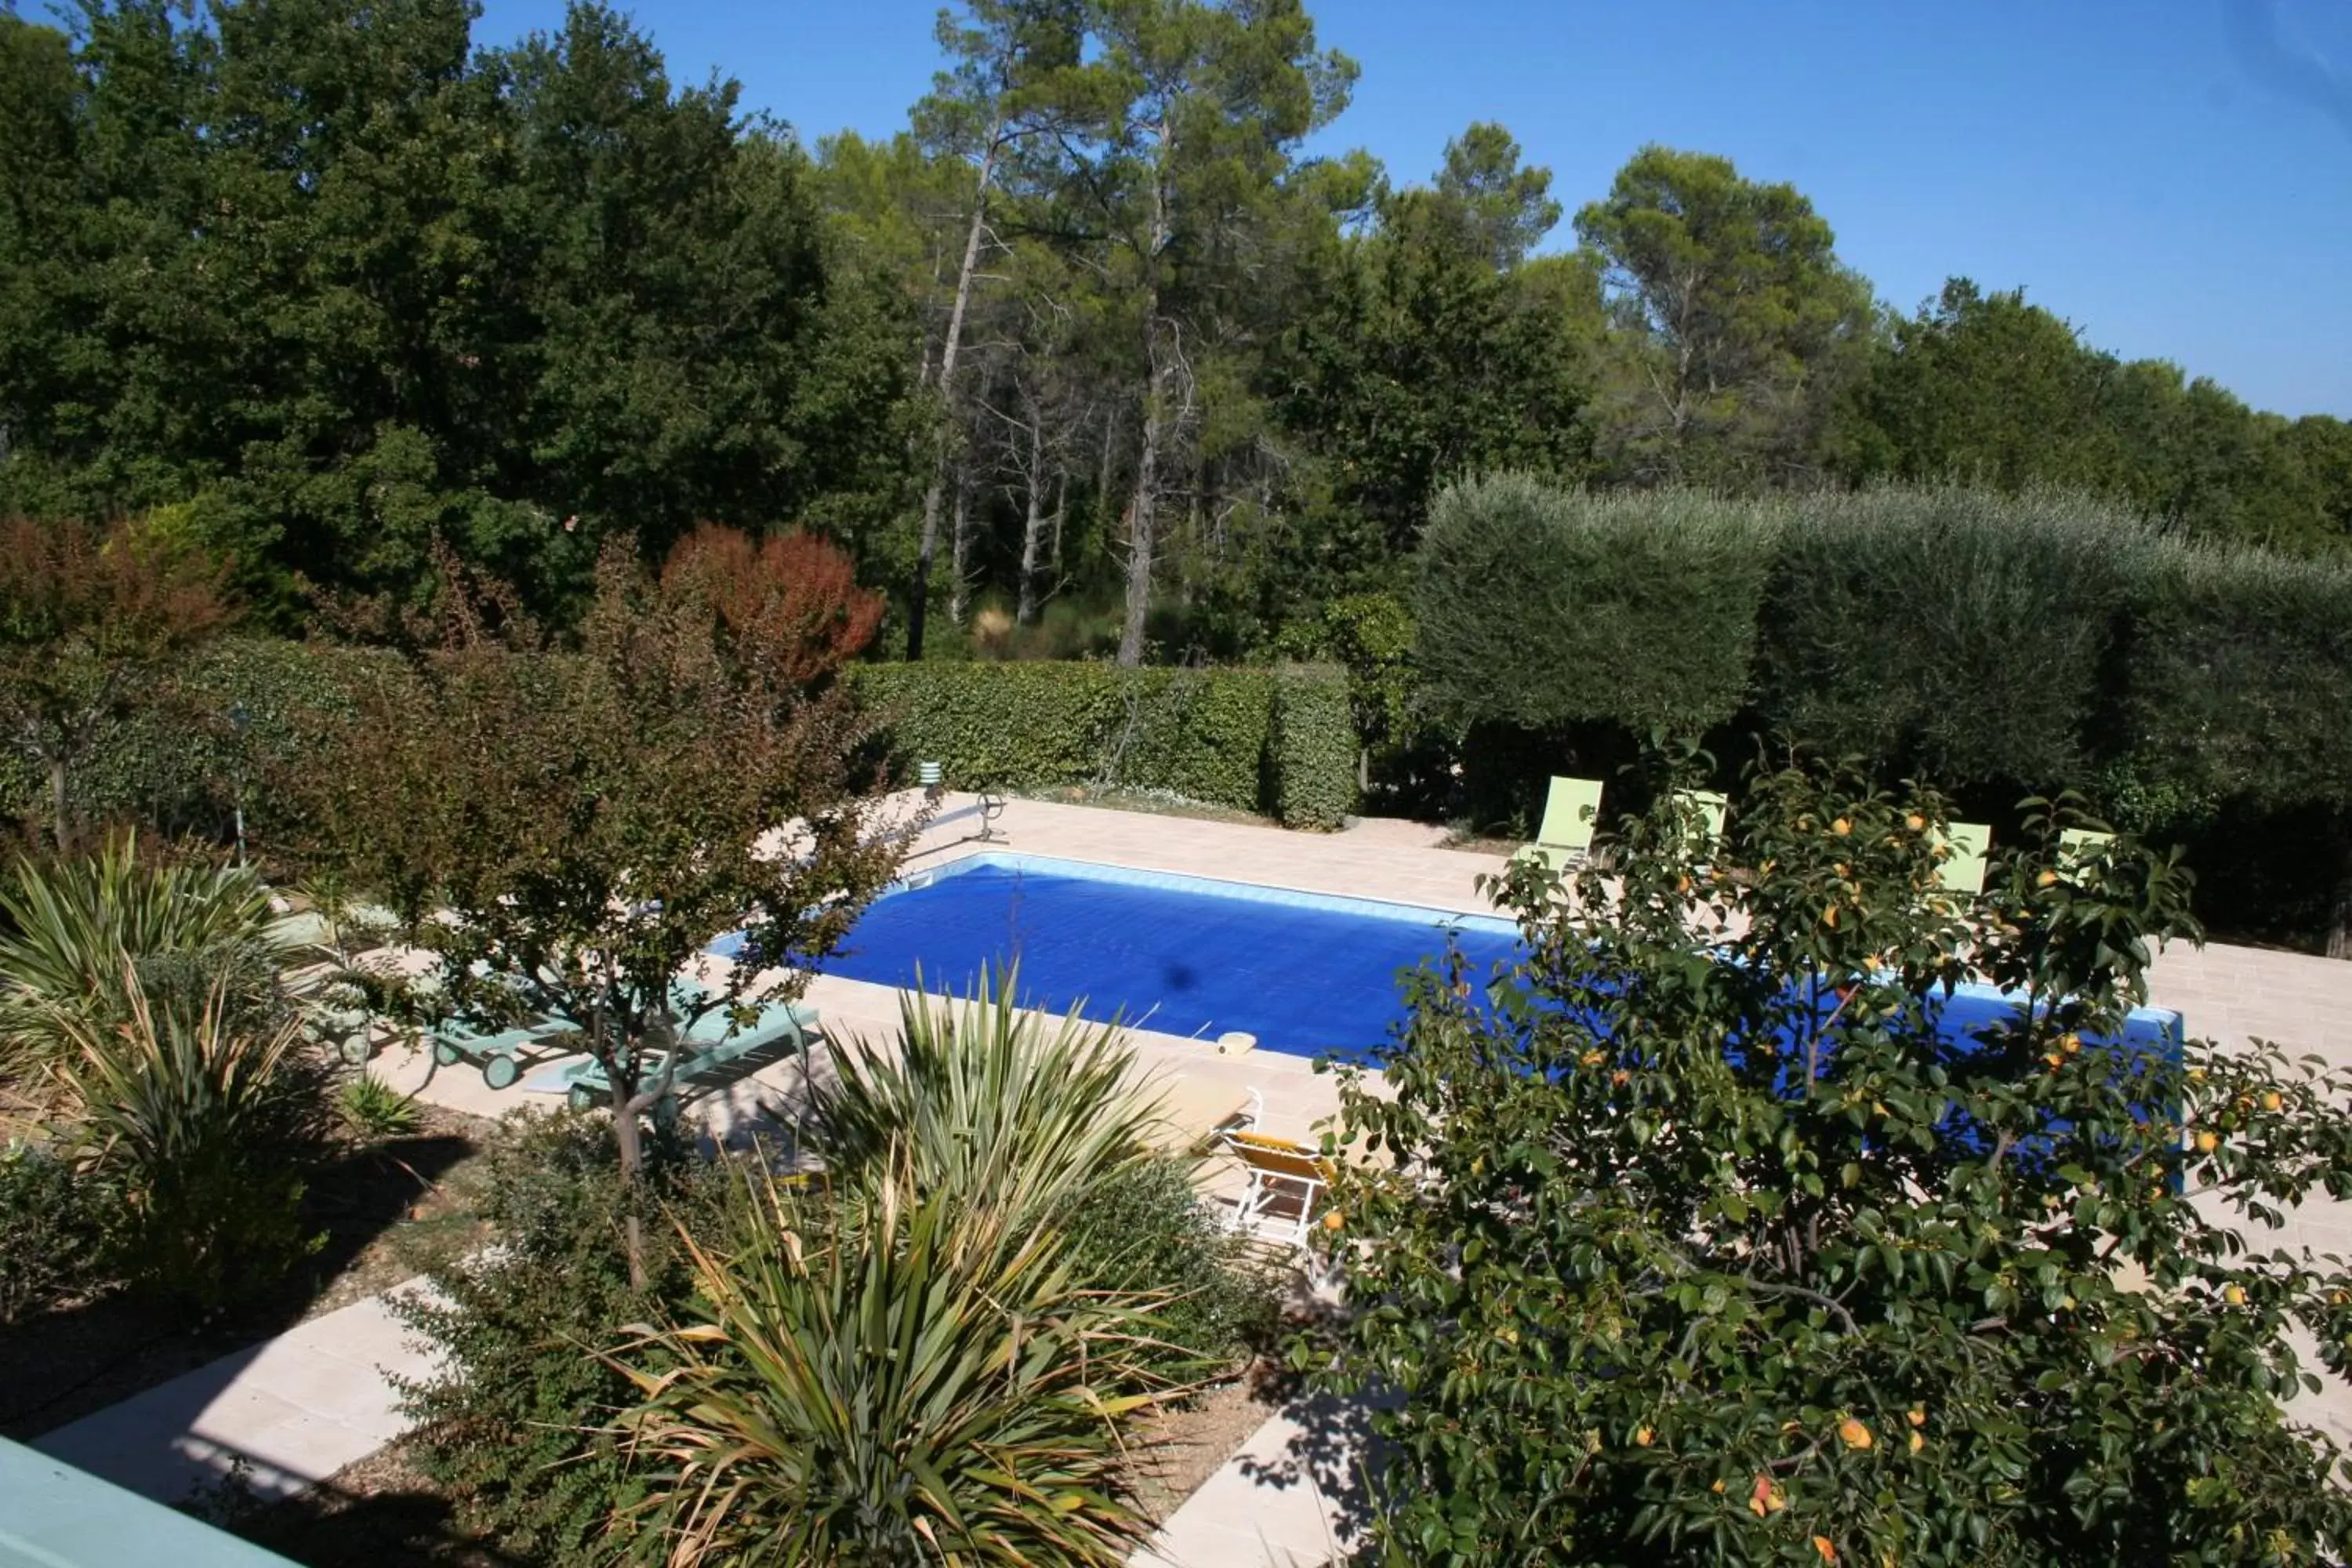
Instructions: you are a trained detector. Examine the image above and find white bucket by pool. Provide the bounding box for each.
[1216,1031,1257,1056]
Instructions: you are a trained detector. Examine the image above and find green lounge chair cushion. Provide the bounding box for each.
[1517,775,1603,866]
[1936,822,1992,894]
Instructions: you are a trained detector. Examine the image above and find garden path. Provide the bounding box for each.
[32,1284,437,1508]
[1129,1390,1377,1568]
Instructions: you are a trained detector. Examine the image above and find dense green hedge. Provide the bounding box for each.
[2,637,408,841]
[1757,487,2153,786]
[1416,474,2352,950]
[1271,663,1356,831]
[2123,542,2352,814]
[1416,474,1780,734]
[849,661,1356,829]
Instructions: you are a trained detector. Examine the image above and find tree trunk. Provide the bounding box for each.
[610,1089,648,1292]
[948,480,974,627]
[1118,121,1178,670]
[909,136,1000,662]
[2329,815,2352,961]
[1120,348,1167,668]
[1017,414,1048,625]
[1094,405,1118,531]
[1049,466,1068,578]
[46,754,68,851]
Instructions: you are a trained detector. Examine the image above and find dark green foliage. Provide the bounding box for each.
[394,1109,723,1567]
[1055,1156,1279,1377]
[1757,487,2154,787]
[1840,279,2352,556]
[52,637,406,841]
[851,662,1274,813]
[1311,754,2352,1562]
[2122,543,2352,814]
[1414,474,1778,735]
[0,2,914,616]
[1272,165,1595,573]
[1270,662,1356,830]
[0,1141,107,1327]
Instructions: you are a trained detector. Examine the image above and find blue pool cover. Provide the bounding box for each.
[737,852,2183,1068]
[797,854,1522,1060]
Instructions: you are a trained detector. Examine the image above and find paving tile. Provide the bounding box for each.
[35,1288,438,1506]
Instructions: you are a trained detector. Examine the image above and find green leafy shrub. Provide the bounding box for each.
[851,660,1276,812]
[1758,485,2154,787]
[49,982,327,1310]
[1271,662,1356,829]
[0,635,406,844]
[851,659,1358,827]
[1309,753,2352,1561]
[1414,475,1780,735]
[612,1169,1171,1566]
[1056,1155,1279,1377]
[0,1139,108,1326]
[394,1109,724,1567]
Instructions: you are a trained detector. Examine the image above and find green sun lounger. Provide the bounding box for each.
[561,996,821,1112]
[1936,822,1993,895]
[1515,776,1604,871]
[430,1014,579,1091]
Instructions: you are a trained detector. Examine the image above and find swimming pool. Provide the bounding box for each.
[795,852,1523,1058]
[748,851,2183,1065]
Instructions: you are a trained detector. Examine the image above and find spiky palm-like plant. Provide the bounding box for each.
[48,977,324,1308]
[612,1167,1173,1566]
[0,833,294,1075]
[801,964,1168,1221]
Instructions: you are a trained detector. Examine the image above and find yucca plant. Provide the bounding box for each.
[337,1072,423,1142]
[611,1166,1174,1566]
[47,975,325,1308]
[0,832,293,1076]
[803,965,1167,1222]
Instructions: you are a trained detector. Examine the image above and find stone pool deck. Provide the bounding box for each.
[365,793,2352,1561]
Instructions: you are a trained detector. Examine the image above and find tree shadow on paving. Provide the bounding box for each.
[1229,1375,1396,1555]
[0,1120,483,1442]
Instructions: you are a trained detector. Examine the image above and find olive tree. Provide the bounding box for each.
[1756,486,2153,790]
[1310,753,2352,1563]
[1414,476,1780,739]
[2122,540,2352,958]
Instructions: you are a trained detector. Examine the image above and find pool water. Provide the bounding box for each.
[740,851,2183,1069]
[800,854,1523,1059]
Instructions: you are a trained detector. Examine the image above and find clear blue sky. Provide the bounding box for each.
[473,0,2352,417]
